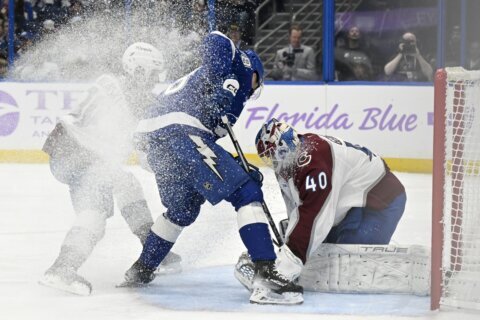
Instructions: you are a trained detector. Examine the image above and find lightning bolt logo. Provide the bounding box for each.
[189,135,223,181]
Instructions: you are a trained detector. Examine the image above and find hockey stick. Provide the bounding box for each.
[220,115,284,247]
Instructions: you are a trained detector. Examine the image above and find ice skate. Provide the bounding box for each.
[155,251,182,275]
[234,252,255,291]
[39,266,92,296]
[249,260,303,305]
[117,260,156,288]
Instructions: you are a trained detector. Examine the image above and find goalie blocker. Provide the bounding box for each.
[235,243,430,296]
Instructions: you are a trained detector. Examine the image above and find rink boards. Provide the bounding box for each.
[0,82,433,172]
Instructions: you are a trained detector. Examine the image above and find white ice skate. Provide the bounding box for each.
[39,267,92,296]
[249,260,303,305]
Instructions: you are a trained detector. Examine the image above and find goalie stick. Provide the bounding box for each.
[220,115,284,247]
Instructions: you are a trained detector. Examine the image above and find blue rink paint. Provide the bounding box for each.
[137,265,430,316]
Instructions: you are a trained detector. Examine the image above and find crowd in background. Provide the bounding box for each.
[1,0,478,82]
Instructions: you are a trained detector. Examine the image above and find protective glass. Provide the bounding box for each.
[249,83,264,101]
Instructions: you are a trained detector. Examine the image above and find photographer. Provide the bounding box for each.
[335,26,374,81]
[384,32,433,82]
[271,24,317,81]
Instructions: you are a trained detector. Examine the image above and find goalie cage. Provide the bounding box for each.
[432,67,480,311]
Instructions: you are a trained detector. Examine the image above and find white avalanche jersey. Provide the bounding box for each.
[279,133,404,263]
[60,74,136,164]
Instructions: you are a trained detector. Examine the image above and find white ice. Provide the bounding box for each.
[1,164,479,320]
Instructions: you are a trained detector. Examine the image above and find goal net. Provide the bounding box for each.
[432,67,480,310]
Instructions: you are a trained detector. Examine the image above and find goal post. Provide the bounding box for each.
[432,67,480,310]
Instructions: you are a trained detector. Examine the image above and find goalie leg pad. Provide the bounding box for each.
[299,244,430,296]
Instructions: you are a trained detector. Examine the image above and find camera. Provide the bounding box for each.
[401,40,416,55]
[282,48,304,67]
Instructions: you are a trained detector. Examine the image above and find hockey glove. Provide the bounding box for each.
[234,156,264,186]
[211,78,239,138]
[212,77,239,109]
[276,245,303,282]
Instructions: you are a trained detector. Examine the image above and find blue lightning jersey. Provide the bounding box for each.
[136,31,256,137]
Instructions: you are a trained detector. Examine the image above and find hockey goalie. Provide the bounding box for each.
[235,119,430,296]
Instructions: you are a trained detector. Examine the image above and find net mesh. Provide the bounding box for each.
[442,67,480,309]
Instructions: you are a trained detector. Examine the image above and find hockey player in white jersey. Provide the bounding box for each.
[39,42,179,296]
[235,119,430,296]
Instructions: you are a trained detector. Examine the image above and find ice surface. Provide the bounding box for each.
[0,164,479,320]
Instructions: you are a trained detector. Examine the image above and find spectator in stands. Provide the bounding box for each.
[0,18,7,48]
[232,0,258,46]
[468,41,480,70]
[271,24,317,81]
[0,18,6,78]
[215,0,258,45]
[16,31,36,56]
[40,18,56,39]
[445,25,461,67]
[190,0,208,36]
[384,32,433,82]
[3,0,28,34]
[335,26,374,81]
[36,0,67,25]
[0,18,23,59]
[227,23,246,49]
[66,0,85,25]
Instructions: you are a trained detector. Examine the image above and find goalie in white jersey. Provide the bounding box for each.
[39,43,179,296]
[236,119,430,296]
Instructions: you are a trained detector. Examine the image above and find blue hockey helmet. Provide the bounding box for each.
[244,49,264,99]
[255,118,300,172]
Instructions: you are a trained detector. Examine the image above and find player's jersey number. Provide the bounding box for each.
[305,172,328,192]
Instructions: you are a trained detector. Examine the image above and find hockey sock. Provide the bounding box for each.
[139,231,174,270]
[239,223,276,262]
[120,200,154,244]
[50,244,89,272]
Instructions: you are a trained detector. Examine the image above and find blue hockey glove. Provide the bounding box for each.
[211,78,239,138]
[234,156,264,186]
[213,77,239,108]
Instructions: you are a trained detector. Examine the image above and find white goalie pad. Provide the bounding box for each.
[300,244,430,296]
[235,244,430,296]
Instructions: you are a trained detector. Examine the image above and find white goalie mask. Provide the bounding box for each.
[255,119,300,173]
[122,42,165,83]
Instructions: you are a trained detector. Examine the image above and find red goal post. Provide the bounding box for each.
[432,67,480,310]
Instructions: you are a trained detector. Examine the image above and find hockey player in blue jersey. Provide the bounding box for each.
[121,31,303,304]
